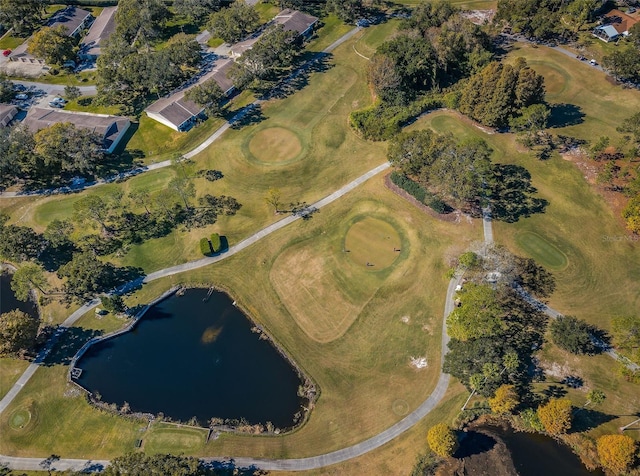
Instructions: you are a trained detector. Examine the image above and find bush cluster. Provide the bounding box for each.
[390,171,448,213]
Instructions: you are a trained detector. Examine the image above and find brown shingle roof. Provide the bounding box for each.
[81,6,117,57]
[605,9,639,34]
[23,108,129,150]
[0,104,18,127]
[273,9,318,35]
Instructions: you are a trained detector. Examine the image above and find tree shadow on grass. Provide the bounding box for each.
[548,103,585,128]
[229,103,266,130]
[489,164,548,223]
[206,460,269,475]
[542,384,568,399]
[571,408,616,433]
[266,52,334,101]
[40,326,103,366]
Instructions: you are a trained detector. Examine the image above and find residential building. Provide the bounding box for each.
[273,9,318,38]
[145,58,234,132]
[0,104,18,127]
[10,6,93,63]
[23,108,130,154]
[80,6,117,60]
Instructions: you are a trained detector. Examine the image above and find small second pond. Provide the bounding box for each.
[77,288,305,428]
[0,270,38,318]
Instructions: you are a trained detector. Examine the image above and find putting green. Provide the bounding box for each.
[9,409,31,430]
[248,127,302,164]
[344,217,402,270]
[515,231,568,270]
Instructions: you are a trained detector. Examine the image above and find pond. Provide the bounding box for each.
[0,270,38,318]
[460,424,604,476]
[76,288,306,428]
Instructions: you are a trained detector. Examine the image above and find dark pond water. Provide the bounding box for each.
[77,288,305,428]
[477,425,604,476]
[0,270,39,318]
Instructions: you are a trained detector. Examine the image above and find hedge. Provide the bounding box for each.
[199,237,212,256]
[390,171,449,214]
[350,95,443,141]
[210,233,221,253]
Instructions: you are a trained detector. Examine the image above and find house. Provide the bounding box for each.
[10,6,93,63]
[23,108,130,153]
[0,104,18,127]
[593,24,620,42]
[229,9,318,58]
[80,6,117,60]
[48,6,93,37]
[594,9,640,41]
[273,9,318,39]
[145,58,234,132]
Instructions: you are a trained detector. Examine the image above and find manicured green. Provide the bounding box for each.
[514,231,568,270]
[209,233,221,253]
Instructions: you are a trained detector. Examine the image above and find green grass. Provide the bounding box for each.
[10,71,97,86]
[507,43,640,143]
[0,358,30,400]
[514,231,568,270]
[64,97,122,115]
[0,366,142,458]
[306,14,353,52]
[414,109,640,331]
[143,423,208,455]
[0,34,25,50]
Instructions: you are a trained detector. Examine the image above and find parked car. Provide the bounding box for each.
[15,93,28,100]
[12,83,26,91]
[2,49,11,57]
[589,59,598,66]
[49,102,64,108]
[52,97,66,104]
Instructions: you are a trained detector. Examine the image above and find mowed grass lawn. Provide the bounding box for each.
[418,109,640,330]
[16,27,387,274]
[0,175,480,459]
[507,43,640,142]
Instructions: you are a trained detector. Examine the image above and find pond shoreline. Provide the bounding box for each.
[68,284,317,436]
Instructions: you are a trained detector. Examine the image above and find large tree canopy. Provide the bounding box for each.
[207,2,260,44]
[0,310,39,357]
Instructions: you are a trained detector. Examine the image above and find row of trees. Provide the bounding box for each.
[368,2,492,105]
[0,122,104,188]
[495,0,602,40]
[97,33,202,113]
[387,130,492,209]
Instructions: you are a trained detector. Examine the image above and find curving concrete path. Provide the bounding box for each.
[0,27,362,200]
[0,160,465,473]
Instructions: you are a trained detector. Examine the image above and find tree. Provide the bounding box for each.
[611,315,640,364]
[115,0,169,45]
[101,295,126,314]
[184,78,226,118]
[27,26,76,66]
[584,389,606,408]
[168,177,195,210]
[447,283,502,341]
[550,315,598,355]
[43,219,74,248]
[326,0,364,24]
[489,384,519,414]
[427,423,458,457]
[0,310,39,357]
[73,195,111,234]
[623,195,640,234]
[265,188,282,213]
[208,2,260,44]
[400,0,457,33]
[0,76,14,103]
[34,123,104,180]
[458,251,480,269]
[58,251,112,298]
[537,398,572,435]
[509,103,551,136]
[368,55,403,104]
[173,0,220,25]
[129,189,151,215]
[603,45,640,82]
[0,224,45,262]
[64,85,81,101]
[565,0,597,33]
[10,263,48,301]
[104,452,210,476]
[0,0,45,35]
[596,434,636,475]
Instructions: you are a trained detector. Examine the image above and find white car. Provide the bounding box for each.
[15,93,28,100]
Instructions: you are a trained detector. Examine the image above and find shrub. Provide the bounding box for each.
[199,237,212,256]
[427,423,458,457]
[550,315,598,355]
[488,384,519,414]
[537,398,573,435]
[210,233,221,253]
[459,251,480,269]
[518,407,545,432]
[390,171,450,214]
[596,434,636,475]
